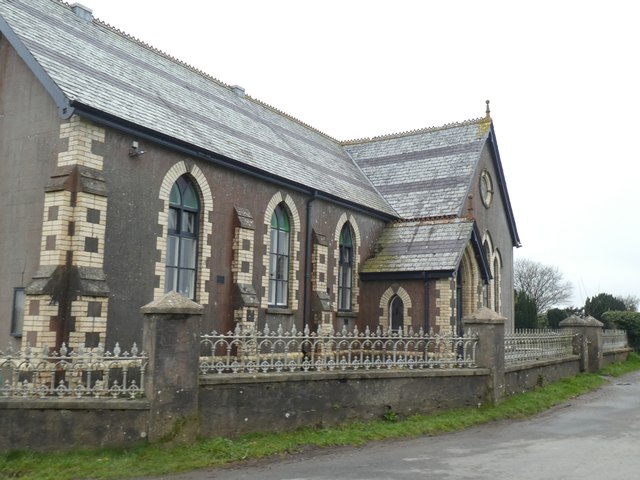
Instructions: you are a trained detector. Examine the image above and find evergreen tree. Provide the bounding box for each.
[584,293,626,320]
[515,290,538,329]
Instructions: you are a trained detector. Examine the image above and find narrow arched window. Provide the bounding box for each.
[338,224,353,311]
[390,295,404,333]
[269,204,290,307]
[165,175,199,299]
[493,257,501,313]
[483,240,491,308]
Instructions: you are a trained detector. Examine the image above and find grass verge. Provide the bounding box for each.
[2,353,639,480]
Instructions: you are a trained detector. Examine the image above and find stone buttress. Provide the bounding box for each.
[22,116,109,351]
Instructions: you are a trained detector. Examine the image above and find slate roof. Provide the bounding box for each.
[0,0,396,216]
[361,218,476,273]
[343,120,491,219]
[0,0,518,271]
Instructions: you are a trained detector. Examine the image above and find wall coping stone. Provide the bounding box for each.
[504,355,581,374]
[0,398,149,410]
[199,368,491,386]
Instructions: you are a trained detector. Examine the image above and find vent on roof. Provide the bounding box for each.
[231,85,246,98]
[71,3,93,21]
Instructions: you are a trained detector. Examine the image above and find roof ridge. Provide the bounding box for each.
[340,116,490,145]
[86,8,341,144]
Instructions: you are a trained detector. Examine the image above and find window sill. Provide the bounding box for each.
[336,311,357,318]
[266,307,294,315]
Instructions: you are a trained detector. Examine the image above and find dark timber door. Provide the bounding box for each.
[390,295,404,332]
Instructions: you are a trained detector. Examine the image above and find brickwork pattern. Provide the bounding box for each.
[435,278,455,331]
[22,295,59,348]
[24,116,109,349]
[73,192,107,269]
[232,227,254,285]
[312,243,328,292]
[40,191,73,266]
[68,296,108,350]
[460,245,482,316]
[57,116,105,170]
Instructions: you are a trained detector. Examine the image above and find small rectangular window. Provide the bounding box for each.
[11,288,25,337]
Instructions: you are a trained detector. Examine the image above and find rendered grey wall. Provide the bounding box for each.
[0,400,149,452]
[504,358,581,395]
[198,369,491,437]
[0,35,64,348]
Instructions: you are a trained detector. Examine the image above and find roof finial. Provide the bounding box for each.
[485,99,491,119]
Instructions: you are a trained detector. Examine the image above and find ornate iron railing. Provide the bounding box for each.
[602,329,629,352]
[504,329,576,365]
[0,343,147,399]
[200,325,478,374]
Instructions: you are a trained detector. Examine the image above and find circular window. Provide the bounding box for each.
[480,170,494,207]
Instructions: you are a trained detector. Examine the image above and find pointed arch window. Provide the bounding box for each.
[493,257,501,313]
[338,224,353,311]
[269,204,290,307]
[166,175,199,299]
[483,240,491,308]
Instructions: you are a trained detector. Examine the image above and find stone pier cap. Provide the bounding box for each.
[559,314,603,328]
[140,291,204,315]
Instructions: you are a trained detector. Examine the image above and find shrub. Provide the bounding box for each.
[602,311,640,350]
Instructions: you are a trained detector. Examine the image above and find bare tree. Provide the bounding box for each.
[621,294,639,312]
[514,258,573,313]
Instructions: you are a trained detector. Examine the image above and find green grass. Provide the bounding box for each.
[599,351,640,377]
[2,354,639,480]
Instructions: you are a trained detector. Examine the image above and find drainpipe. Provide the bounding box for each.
[423,272,429,332]
[303,191,318,329]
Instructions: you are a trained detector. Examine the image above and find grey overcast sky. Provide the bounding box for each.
[84,0,639,308]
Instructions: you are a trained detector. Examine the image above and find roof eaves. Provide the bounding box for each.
[72,102,397,221]
[488,123,522,248]
[470,222,492,281]
[360,270,454,281]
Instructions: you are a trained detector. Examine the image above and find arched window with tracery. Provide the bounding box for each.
[269,203,290,307]
[338,224,353,311]
[166,175,199,299]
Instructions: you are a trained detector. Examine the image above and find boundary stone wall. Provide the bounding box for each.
[0,297,631,452]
